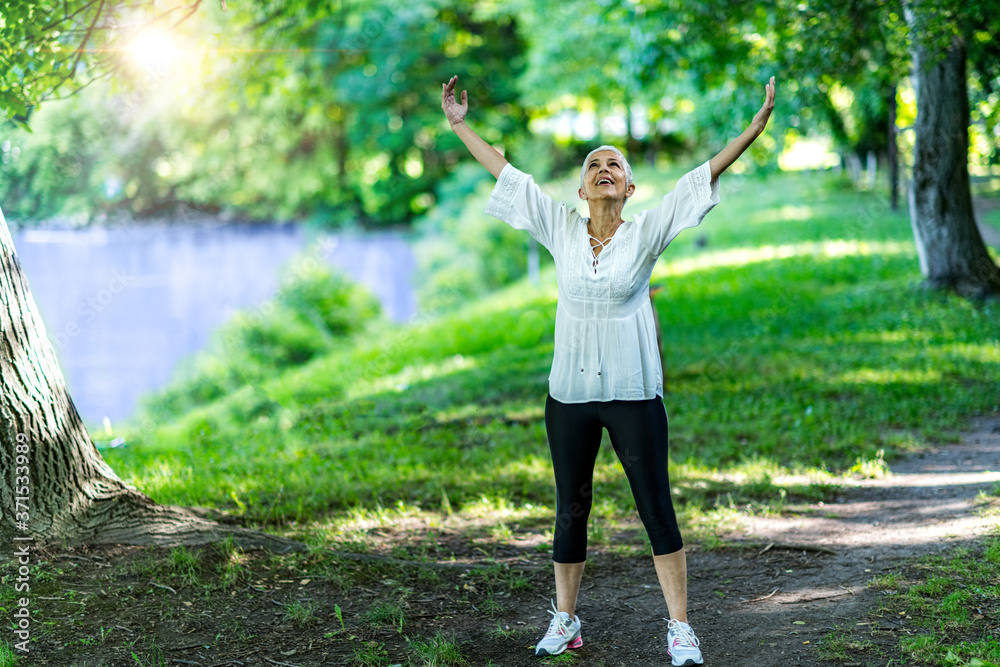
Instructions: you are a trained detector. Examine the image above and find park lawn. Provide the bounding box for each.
[102,166,999,533]
[39,166,1000,666]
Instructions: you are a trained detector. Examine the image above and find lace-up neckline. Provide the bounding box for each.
[587,219,622,274]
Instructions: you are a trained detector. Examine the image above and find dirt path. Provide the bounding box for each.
[659,412,1000,666]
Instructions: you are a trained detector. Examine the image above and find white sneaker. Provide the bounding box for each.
[666,619,703,666]
[534,600,582,657]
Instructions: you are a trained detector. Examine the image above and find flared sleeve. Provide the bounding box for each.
[636,160,720,257]
[485,163,563,250]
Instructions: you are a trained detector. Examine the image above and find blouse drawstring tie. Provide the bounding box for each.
[584,224,616,380]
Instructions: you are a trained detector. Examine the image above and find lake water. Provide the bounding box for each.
[11,223,417,427]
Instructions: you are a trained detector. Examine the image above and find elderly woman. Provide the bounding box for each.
[441,75,775,666]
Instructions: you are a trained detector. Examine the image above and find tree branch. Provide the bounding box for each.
[67,0,106,82]
[40,0,103,32]
[169,0,204,32]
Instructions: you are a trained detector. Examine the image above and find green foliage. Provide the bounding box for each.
[227,261,381,368]
[413,162,557,310]
[277,260,382,336]
[2,0,530,225]
[0,0,123,120]
[0,87,160,223]
[142,259,380,422]
[3,0,1000,227]
[494,0,780,165]
[199,0,530,225]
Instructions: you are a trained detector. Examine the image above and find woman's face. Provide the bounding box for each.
[579,150,635,203]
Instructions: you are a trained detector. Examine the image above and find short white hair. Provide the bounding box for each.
[579,145,633,189]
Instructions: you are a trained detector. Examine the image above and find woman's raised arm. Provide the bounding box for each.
[708,76,776,181]
[441,75,509,179]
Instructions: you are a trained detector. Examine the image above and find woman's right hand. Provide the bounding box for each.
[441,75,468,127]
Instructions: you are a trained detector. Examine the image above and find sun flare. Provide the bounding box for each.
[123,29,179,72]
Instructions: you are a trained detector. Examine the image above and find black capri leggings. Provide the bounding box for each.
[544,393,683,563]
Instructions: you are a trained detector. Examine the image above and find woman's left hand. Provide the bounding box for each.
[751,76,776,135]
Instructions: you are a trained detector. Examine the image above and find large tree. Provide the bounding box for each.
[773,0,1000,297]
[1,1,299,550]
[903,0,1000,298]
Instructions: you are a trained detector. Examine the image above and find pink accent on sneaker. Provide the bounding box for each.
[567,637,583,650]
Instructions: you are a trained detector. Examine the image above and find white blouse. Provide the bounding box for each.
[486,161,720,403]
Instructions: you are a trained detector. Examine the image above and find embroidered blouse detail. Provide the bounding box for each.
[486,161,720,403]
[484,167,526,223]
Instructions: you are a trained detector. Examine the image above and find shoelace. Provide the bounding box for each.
[666,619,700,648]
[543,599,573,639]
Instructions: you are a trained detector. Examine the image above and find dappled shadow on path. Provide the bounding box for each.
[656,413,1000,665]
[729,415,1000,554]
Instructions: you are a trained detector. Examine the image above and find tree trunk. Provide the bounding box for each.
[905,15,1000,298]
[0,209,302,552]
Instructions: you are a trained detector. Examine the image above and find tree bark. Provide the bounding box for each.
[905,14,1000,298]
[0,209,302,552]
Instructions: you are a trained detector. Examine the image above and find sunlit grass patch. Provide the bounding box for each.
[660,239,914,278]
[360,353,479,397]
[847,449,891,479]
[460,494,523,520]
[974,484,1000,519]
[670,458,843,521]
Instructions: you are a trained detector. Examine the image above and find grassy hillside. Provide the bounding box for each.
[103,165,1000,538]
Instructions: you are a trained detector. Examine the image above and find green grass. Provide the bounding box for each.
[103,168,998,538]
[409,632,467,666]
[826,534,1000,665]
[361,599,406,632]
[283,599,320,625]
[350,640,389,667]
[0,641,20,667]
